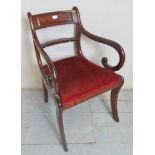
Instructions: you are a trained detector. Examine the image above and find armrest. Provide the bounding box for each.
[31,29,59,93]
[80,27,125,71]
[34,36,59,93]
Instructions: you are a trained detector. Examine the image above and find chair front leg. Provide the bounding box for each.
[42,79,48,103]
[56,107,68,152]
[111,77,124,122]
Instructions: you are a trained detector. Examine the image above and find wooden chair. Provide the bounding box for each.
[27,7,125,152]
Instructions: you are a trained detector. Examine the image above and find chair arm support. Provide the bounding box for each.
[80,27,125,71]
[33,36,59,93]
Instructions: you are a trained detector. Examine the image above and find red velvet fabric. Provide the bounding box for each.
[43,56,122,105]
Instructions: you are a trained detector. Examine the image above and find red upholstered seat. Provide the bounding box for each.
[43,56,122,106]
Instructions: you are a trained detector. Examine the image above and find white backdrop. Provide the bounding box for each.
[21,0,132,89]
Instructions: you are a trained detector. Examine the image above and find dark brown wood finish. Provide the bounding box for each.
[111,77,124,122]
[31,10,78,30]
[42,79,48,103]
[41,37,77,48]
[73,7,125,71]
[56,107,68,152]
[27,7,125,152]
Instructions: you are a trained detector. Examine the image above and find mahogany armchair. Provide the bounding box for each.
[27,7,125,152]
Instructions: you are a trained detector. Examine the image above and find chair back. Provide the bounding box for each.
[27,7,81,49]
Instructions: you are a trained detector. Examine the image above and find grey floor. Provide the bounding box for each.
[21,89,133,155]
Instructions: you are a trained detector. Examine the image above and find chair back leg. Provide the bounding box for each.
[111,77,124,122]
[56,107,68,152]
[42,79,48,103]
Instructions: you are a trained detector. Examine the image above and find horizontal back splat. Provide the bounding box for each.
[31,10,78,30]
